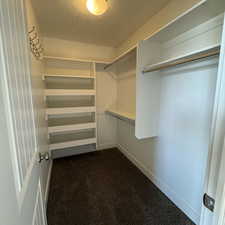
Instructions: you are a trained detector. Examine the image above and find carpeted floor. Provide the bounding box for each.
[47,148,195,225]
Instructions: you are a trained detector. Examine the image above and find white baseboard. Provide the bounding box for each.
[117,143,200,225]
[44,161,53,205]
[97,143,117,151]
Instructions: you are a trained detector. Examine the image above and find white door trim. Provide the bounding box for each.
[213,139,225,225]
[0,1,47,224]
[200,13,225,225]
[212,12,225,225]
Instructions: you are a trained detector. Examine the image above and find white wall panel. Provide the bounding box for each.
[43,37,115,63]
[97,113,117,150]
[96,67,117,149]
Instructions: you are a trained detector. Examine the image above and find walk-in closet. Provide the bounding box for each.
[1,0,225,225]
[28,0,225,224]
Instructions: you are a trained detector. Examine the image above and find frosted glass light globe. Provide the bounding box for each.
[86,0,109,16]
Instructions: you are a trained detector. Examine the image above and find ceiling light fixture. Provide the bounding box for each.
[86,0,109,16]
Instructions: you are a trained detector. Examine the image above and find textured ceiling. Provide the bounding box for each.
[31,0,171,47]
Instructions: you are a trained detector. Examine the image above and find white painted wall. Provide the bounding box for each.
[25,0,52,203]
[96,64,117,150]
[117,58,218,224]
[43,37,115,63]
[117,75,136,115]
[115,50,136,116]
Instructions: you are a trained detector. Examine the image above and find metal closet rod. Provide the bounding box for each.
[143,46,220,74]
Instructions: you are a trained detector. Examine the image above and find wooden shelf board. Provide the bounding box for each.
[46,107,96,116]
[49,138,97,150]
[48,122,96,134]
[43,74,95,79]
[45,89,96,96]
[106,109,135,123]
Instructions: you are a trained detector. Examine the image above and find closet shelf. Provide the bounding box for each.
[49,138,97,151]
[43,74,95,80]
[143,46,220,73]
[46,107,96,116]
[44,55,111,64]
[106,109,135,124]
[48,122,96,134]
[45,89,96,96]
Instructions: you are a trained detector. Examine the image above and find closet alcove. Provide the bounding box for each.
[136,13,224,139]
[105,49,136,125]
[41,9,225,224]
[43,13,225,157]
[105,13,224,141]
[4,0,225,224]
[98,13,225,223]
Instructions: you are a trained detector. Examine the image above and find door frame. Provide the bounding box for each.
[0,0,47,224]
[211,12,225,225]
[213,140,225,225]
[200,13,225,225]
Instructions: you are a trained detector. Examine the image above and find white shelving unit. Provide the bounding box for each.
[136,14,224,139]
[103,14,224,141]
[44,57,97,156]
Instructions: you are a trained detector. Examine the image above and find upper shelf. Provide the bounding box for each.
[141,14,224,74]
[44,55,110,64]
[43,74,95,80]
[143,46,220,73]
[106,109,135,124]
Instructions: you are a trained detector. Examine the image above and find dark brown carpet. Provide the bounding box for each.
[47,148,195,225]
